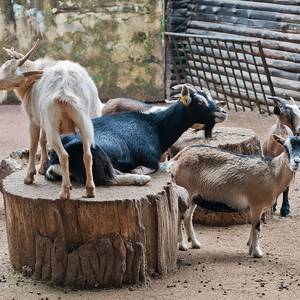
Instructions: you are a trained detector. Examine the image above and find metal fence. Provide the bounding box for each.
[165,32,276,114]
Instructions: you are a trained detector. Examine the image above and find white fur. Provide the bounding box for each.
[0,51,103,200]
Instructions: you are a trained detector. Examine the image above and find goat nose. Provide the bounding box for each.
[294,158,300,164]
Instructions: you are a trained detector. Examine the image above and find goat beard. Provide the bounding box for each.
[204,123,215,139]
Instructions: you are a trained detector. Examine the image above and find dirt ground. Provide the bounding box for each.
[1,105,300,299]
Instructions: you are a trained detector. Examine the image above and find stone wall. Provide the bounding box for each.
[0,0,165,103]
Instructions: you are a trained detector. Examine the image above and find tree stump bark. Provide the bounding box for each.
[2,170,178,288]
[171,126,261,226]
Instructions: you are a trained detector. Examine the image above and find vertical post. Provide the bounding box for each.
[257,41,275,97]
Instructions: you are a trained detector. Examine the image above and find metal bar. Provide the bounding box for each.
[179,38,196,86]
[240,43,259,111]
[194,37,211,90]
[165,31,260,43]
[215,40,232,110]
[199,37,221,100]
[207,38,230,109]
[257,40,276,97]
[186,37,203,89]
[223,41,240,111]
[172,37,188,83]
[231,42,250,111]
[166,36,181,83]
[249,43,266,114]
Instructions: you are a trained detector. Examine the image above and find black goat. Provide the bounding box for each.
[45,84,228,186]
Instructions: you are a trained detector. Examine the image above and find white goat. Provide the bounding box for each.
[170,135,300,257]
[0,41,103,200]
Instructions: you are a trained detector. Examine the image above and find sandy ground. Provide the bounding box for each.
[1,105,300,299]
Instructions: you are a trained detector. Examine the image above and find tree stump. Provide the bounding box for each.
[2,170,178,288]
[171,127,261,226]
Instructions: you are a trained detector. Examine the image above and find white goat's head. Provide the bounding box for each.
[0,40,43,91]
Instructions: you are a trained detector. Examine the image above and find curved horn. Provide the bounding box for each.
[171,83,197,93]
[290,96,296,104]
[268,96,288,107]
[18,39,39,66]
[165,99,177,104]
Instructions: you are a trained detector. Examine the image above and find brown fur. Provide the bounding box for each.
[171,143,294,257]
[102,98,149,116]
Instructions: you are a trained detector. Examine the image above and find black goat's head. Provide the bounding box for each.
[173,84,228,138]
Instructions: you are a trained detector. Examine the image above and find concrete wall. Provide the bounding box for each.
[0,0,165,103]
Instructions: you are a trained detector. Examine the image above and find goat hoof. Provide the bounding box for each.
[60,188,71,200]
[86,186,96,198]
[136,175,151,186]
[248,245,253,255]
[253,248,263,258]
[38,164,47,175]
[179,243,189,251]
[191,240,201,249]
[280,207,290,217]
[24,175,34,185]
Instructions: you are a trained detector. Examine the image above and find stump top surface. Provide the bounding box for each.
[3,169,171,202]
[175,126,257,148]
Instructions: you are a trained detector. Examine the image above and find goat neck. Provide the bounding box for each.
[271,151,294,196]
[14,61,38,101]
[152,102,194,152]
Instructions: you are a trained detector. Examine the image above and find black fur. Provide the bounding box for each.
[46,135,114,185]
[255,221,261,232]
[193,195,239,212]
[46,91,226,185]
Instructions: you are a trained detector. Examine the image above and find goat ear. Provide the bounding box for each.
[215,100,226,107]
[272,134,285,145]
[180,84,191,106]
[273,105,281,115]
[24,70,43,85]
[23,70,43,77]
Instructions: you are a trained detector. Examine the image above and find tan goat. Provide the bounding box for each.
[0,41,103,200]
[170,136,300,257]
[263,96,300,216]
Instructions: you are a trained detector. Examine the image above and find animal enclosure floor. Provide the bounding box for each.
[1,106,300,299]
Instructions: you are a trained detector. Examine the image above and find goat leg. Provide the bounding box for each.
[178,219,188,251]
[131,166,156,175]
[280,187,290,217]
[249,207,263,258]
[183,202,201,249]
[51,133,72,200]
[24,121,40,184]
[38,130,48,175]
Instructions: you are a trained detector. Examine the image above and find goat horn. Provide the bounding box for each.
[165,99,177,104]
[290,96,296,104]
[171,83,197,93]
[268,96,288,106]
[18,39,39,66]
[3,47,23,59]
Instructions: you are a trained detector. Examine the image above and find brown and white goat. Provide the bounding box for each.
[0,41,103,200]
[262,96,300,216]
[170,135,300,257]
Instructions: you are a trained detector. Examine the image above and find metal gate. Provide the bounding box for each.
[165,32,276,114]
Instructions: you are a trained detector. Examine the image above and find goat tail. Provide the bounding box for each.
[53,90,78,106]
